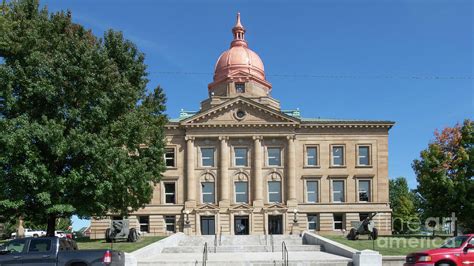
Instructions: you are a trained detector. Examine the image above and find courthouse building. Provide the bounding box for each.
[91,14,394,238]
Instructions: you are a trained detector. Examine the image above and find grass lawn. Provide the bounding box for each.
[76,236,166,253]
[325,235,449,256]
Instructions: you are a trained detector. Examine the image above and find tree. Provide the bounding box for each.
[0,0,167,236]
[413,120,474,233]
[389,177,418,234]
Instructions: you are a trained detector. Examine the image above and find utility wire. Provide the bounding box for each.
[150,71,472,80]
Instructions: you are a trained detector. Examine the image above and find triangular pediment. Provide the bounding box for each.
[230,203,252,211]
[180,97,300,126]
[265,203,287,210]
[196,204,219,211]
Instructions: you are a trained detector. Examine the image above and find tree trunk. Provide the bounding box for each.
[46,214,56,237]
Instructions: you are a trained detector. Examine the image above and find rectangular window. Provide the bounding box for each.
[267,147,281,166]
[333,214,344,230]
[358,146,370,166]
[332,146,344,166]
[306,181,318,203]
[268,181,281,203]
[164,182,176,204]
[235,83,245,93]
[28,238,52,252]
[235,182,248,203]
[202,182,215,203]
[358,180,371,202]
[234,148,248,167]
[306,147,318,166]
[165,148,176,167]
[165,216,176,232]
[307,214,318,230]
[139,216,150,233]
[201,148,215,167]
[332,180,345,202]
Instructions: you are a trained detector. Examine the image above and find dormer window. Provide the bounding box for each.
[235,83,245,93]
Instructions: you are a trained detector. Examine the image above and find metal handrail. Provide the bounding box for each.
[202,242,208,266]
[282,241,288,266]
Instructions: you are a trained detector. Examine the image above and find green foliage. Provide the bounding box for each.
[0,0,167,235]
[413,119,474,233]
[389,177,418,234]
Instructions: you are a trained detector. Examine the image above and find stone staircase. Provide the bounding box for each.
[137,234,352,266]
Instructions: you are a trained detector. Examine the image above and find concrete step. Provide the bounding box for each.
[162,244,321,253]
[138,251,351,266]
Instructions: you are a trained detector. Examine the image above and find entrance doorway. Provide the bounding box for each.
[234,216,249,235]
[201,216,215,235]
[268,215,283,234]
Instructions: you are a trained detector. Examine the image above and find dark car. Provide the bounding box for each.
[0,237,125,266]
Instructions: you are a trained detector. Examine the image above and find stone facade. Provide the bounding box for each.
[90,13,394,239]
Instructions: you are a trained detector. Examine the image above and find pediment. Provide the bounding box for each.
[180,97,299,126]
[230,203,252,211]
[265,203,287,210]
[196,204,219,211]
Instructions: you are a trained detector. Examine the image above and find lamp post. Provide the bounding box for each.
[185,210,190,225]
[293,209,298,224]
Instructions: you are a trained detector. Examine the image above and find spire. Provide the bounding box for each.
[231,12,247,47]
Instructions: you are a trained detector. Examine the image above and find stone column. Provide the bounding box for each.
[253,136,264,206]
[219,136,230,207]
[185,136,196,207]
[287,135,297,206]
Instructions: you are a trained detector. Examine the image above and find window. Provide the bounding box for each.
[235,83,245,93]
[332,180,345,202]
[267,147,281,166]
[306,181,318,203]
[358,180,371,202]
[235,182,248,203]
[234,148,248,167]
[28,238,52,252]
[164,182,176,204]
[306,147,318,166]
[165,216,176,232]
[332,146,344,166]
[5,239,26,253]
[333,214,344,230]
[202,182,215,203]
[139,216,149,233]
[165,148,176,167]
[358,146,370,166]
[307,214,318,230]
[268,181,281,203]
[201,148,215,167]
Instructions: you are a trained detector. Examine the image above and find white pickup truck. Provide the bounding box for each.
[11,229,46,238]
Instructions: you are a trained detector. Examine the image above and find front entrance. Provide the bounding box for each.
[234,216,249,235]
[200,216,215,235]
[268,215,283,234]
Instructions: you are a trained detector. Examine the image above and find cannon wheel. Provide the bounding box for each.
[105,228,112,243]
[127,228,138,242]
[371,227,378,240]
[347,228,357,240]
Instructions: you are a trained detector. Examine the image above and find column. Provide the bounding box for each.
[253,136,264,206]
[287,135,297,205]
[185,136,196,207]
[219,136,230,206]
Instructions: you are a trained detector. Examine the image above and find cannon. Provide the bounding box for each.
[105,219,139,243]
[347,212,378,240]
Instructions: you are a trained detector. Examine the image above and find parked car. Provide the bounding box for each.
[11,228,46,238]
[404,234,474,266]
[0,237,124,265]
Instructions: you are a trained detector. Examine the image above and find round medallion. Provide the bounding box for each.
[234,109,246,120]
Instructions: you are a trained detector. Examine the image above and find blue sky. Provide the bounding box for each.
[40,0,473,230]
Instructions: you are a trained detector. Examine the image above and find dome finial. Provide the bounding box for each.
[231,12,247,47]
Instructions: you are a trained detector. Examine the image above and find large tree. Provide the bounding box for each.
[413,119,473,233]
[0,0,167,236]
[389,177,418,234]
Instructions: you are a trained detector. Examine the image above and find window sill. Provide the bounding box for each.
[355,165,373,168]
[329,166,346,168]
[165,167,178,170]
[303,166,320,169]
